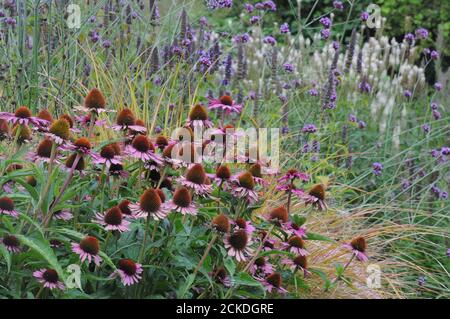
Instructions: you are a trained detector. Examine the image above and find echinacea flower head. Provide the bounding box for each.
[0,106,48,127]
[84,88,106,112]
[27,138,57,163]
[129,189,168,220]
[47,118,70,144]
[33,268,65,290]
[278,169,309,183]
[1,234,21,253]
[111,259,143,286]
[0,196,19,218]
[208,95,242,114]
[224,229,253,262]
[258,272,287,294]
[179,163,213,196]
[215,164,231,182]
[112,108,147,133]
[304,184,327,210]
[234,217,255,235]
[250,256,274,276]
[282,255,309,276]
[125,135,163,164]
[343,236,368,262]
[94,206,130,232]
[52,209,73,221]
[186,104,212,128]
[71,236,102,266]
[72,137,92,155]
[37,109,54,123]
[0,119,10,139]
[283,236,308,255]
[212,266,231,286]
[118,199,134,218]
[92,145,122,167]
[268,206,288,225]
[168,187,197,215]
[232,172,258,203]
[155,135,169,150]
[212,213,230,233]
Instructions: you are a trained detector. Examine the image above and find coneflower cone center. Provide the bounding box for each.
[100,146,116,159]
[37,139,53,158]
[3,235,19,247]
[104,207,123,225]
[49,119,70,140]
[266,273,282,288]
[238,172,255,190]
[0,197,14,211]
[173,188,191,207]
[189,104,208,121]
[60,114,74,128]
[43,269,59,283]
[79,236,100,255]
[235,218,247,229]
[255,257,266,267]
[118,259,137,276]
[117,109,136,126]
[269,206,288,223]
[351,237,367,252]
[288,236,305,248]
[228,230,248,250]
[118,200,132,215]
[216,165,231,179]
[140,189,162,212]
[74,137,92,150]
[37,109,53,122]
[85,88,106,109]
[248,163,262,178]
[212,214,230,233]
[15,106,32,118]
[309,184,325,200]
[132,135,151,152]
[219,95,233,106]
[186,164,207,184]
[293,255,307,268]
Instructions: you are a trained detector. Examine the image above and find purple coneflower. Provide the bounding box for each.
[111,108,147,133]
[0,106,48,127]
[224,229,253,262]
[52,209,73,221]
[282,255,309,276]
[178,164,213,196]
[112,259,143,286]
[129,188,168,220]
[233,217,255,235]
[250,256,274,276]
[343,236,368,262]
[33,268,65,290]
[94,206,130,232]
[75,88,112,115]
[186,104,213,128]
[231,172,258,203]
[257,273,287,294]
[282,236,308,255]
[208,95,242,114]
[166,187,197,216]
[125,135,163,164]
[92,144,123,167]
[45,118,71,145]
[1,234,21,253]
[212,214,231,233]
[0,196,19,218]
[303,184,327,210]
[71,236,102,266]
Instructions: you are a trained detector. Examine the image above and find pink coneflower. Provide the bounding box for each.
[75,88,113,114]
[68,137,95,157]
[71,236,102,266]
[112,259,143,286]
[33,268,65,290]
[52,209,73,221]
[0,119,10,139]
[282,236,308,256]
[162,142,183,168]
[185,104,213,128]
[257,273,287,294]
[343,236,368,262]
[224,229,253,262]
[249,257,274,276]
[92,145,123,167]
[117,199,137,219]
[282,255,310,276]
[0,106,49,127]
[154,135,170,150]
[302,184,328,210]
[74,114,106,129]
[27,138,60,163]
[178,164,212,196]
[12,124,32,144]
[233,217,255,235]
[44,118,71,145]
[111,108,147,133]
[1,234,21,253]
[284,221,306,238]
[231,172,258,203]
[166,187,197,216]
[125,135,163,164]
[94,206,130,232]
[266,206,289,225]
[129,189,169,220]
[247,163,268,186]
[109,163,129,179]
[210,164,232,188]
[0,196,19,218]
[278,169,309,183]
[208,95,242,114]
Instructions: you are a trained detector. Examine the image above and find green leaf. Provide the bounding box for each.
[309,268,332,290]
[305,232,334,242]
[15,234,66,282]
[0,244,12,273]
[233,272,263,288]
[291,215,307,226]
[177,273,196,298]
